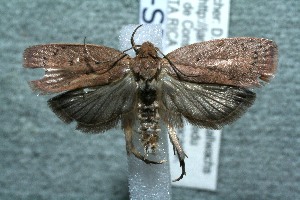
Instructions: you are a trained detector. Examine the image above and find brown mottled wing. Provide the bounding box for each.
[23,44,130,94]
[159,74,256,129]
[48,74,137,133]
[164,38,278,87]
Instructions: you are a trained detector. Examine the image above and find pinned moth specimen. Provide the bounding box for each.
[23,25,278,181]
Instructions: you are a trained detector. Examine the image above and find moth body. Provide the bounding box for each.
[131,41,163,155]
[137,98,160,154]
[132,42,160,80]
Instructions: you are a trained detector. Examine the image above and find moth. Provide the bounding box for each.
[23,25,278,181]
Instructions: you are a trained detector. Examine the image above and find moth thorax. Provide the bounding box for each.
[137,101,160,154]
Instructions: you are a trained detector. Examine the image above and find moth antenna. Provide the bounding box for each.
[122,46,135,54]
[156,47,204,79]
[84,37,130,64]
[83,37,131,75]
[95,53,128,75]
[131,24,143,53]
[155,47,185,79]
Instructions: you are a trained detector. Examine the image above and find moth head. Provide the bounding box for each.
[137,42,158,58]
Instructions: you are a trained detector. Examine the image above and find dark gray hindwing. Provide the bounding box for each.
[48,74,137,133]
[160,75,256,129]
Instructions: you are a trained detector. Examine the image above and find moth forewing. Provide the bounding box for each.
[23,44,130,93]
[164,37,278,88]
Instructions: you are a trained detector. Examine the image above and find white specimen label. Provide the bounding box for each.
[140,0,231,191]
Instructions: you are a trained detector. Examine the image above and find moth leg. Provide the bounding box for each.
[124,125,165,164]
[168,125,187,182]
